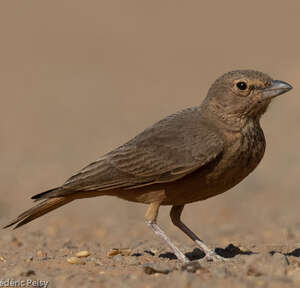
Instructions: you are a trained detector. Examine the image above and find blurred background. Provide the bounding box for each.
[0,1,299,248]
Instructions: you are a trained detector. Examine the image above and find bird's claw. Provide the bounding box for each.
[204,251,226,262]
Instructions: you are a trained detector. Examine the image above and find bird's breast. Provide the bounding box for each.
[202,121,266,195]
[160,121,266,205]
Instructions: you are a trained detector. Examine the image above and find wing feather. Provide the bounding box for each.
[63,107,223,192]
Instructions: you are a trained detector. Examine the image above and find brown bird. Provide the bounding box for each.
[4,70,292,263]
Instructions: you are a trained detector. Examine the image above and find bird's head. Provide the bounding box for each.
[203,70,293,124]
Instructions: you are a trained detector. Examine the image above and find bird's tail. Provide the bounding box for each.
[3,197,73,229]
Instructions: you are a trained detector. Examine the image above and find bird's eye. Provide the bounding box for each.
[236,81,248,90]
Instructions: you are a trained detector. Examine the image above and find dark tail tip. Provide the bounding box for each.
[3,197,72,229]
[31,187,61,200]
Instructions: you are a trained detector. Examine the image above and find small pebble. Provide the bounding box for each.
[0,256,6,262]
[20,270,35,277]
[107,248,132,257]
[37,250,47,258]
[11,237,22,247]
[67,257,85,265]
[143,263,171,275]
[25,256,33,262]
[144,250,155,256]
[76,251,90,258]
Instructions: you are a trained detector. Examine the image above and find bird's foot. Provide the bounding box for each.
[181,254,225,272]
[193,239,226,262]
[204,251,226,262]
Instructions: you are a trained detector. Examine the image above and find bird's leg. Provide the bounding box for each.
[170,205,223,261]
[145,201,189,263]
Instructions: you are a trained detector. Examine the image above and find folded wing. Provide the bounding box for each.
[38,107,224,198]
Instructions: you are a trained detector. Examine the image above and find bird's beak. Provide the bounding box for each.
[261,80,293,100]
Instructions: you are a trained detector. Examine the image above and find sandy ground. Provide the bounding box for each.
[1,194,300,288]
[1,1,300,287]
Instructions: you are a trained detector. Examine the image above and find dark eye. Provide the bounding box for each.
[236,81,248,90]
